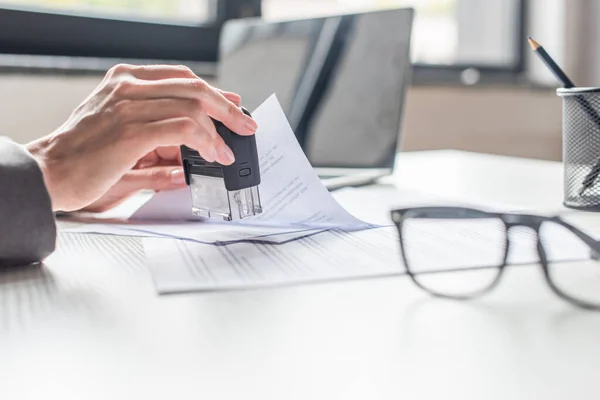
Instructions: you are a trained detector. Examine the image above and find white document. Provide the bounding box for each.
[145,228,401,292]
[69,221,327,244]
[144,221,591,293]
[67,94,372,243]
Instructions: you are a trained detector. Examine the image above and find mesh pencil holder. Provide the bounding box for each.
[557,87,600,210]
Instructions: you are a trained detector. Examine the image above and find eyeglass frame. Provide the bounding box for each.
[390,206,600,310]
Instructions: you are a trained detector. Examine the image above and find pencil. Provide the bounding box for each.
[528,37,575,88]
[528,36,599,195]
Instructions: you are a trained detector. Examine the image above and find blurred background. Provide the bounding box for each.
[0,0,598,160]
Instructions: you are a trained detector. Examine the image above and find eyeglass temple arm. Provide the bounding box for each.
[555,219,600,258]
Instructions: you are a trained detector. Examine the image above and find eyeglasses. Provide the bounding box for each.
[390,207,600,310]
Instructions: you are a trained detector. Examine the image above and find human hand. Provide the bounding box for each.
[80,91,243,213]
[79,146,184,213]
[26,64,256,212]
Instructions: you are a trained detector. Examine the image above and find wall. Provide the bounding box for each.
[401,86,562,160]
[0,73,563,161]
[0,74,100,144]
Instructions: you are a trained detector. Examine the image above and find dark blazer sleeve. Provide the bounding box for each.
[0,137,56,266]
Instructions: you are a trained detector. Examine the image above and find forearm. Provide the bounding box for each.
[0,137,56,266]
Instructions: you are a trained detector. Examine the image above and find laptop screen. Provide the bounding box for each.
[218,8,414,169]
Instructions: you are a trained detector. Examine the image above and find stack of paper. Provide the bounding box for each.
[143,223,590,293]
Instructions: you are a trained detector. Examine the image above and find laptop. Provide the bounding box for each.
[217,8,414,190]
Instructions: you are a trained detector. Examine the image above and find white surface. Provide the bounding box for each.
[144,222,590,294]
[4,150,600,400]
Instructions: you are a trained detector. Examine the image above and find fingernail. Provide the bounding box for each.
[170,169,186,184]
[220,145,235,165]
[245,118,258,133]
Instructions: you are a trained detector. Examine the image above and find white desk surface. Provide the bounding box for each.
[3,150,600,400]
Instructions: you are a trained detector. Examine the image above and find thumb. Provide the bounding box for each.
[122,166,187,193]
[79,167,187,213]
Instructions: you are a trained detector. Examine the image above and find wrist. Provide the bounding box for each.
[26,138,58,212]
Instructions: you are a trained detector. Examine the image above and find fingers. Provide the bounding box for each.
[136,151,160,169]
[196,87,257,136]
[113,98,235,165]
[197,87,257,136]
[117,78,257,136]
[196,112,235,165]
[130,117,234,165]
[218,90,242,106]
[110,63,197,81]
[106,65,249,167]
[155,146,182,163]
[81,164,187,213]
[135,147,182,169]
[109,64,243,107]
[144,117,215,162]
[114,98,205,124]
[121,166,188,193]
